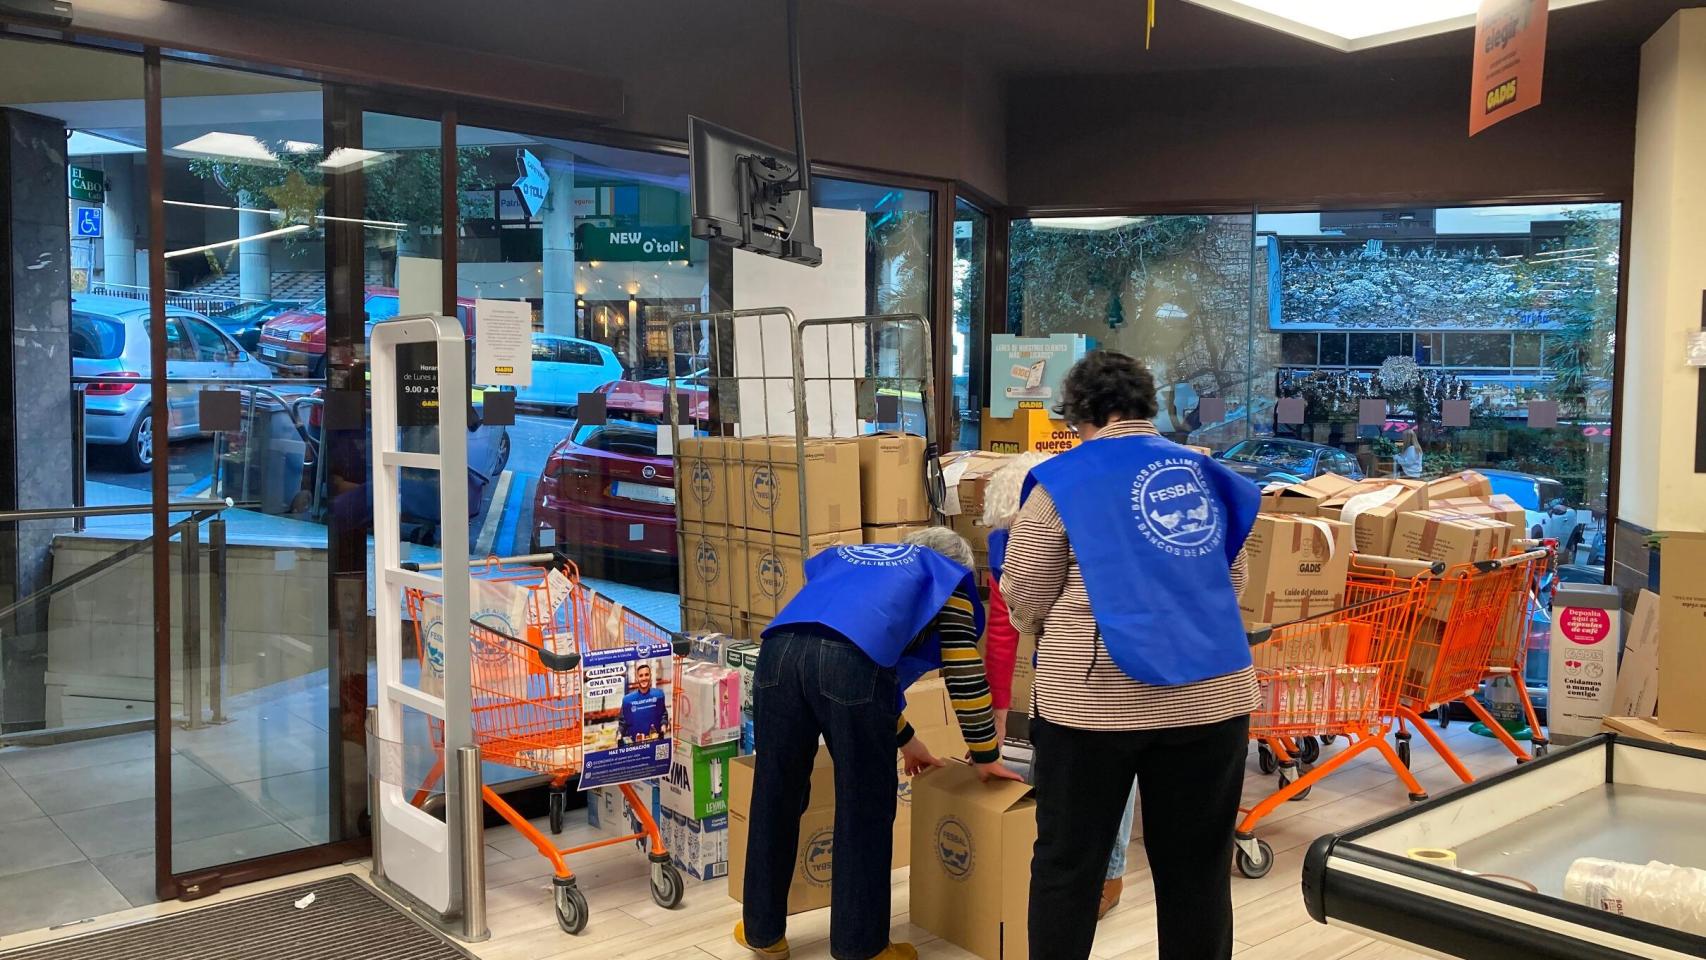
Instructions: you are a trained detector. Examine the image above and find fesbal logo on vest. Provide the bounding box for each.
[836,544,918,567]
[1129,458,1225,558]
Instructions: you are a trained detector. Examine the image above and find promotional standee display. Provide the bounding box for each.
[987,334,1087,419]
[580,638,677,789]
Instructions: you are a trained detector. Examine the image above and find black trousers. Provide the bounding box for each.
[1028,713,1250,960]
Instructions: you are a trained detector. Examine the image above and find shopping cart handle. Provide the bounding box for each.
[671,634,695,658]
[1246,627,1273,648]
[537,648,581,672]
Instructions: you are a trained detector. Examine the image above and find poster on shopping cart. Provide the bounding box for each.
[579,641,676,790]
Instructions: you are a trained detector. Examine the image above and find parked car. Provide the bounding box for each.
[209,298,305,352]
[514,334,627,414]
[1215,438,1365,486]
[1481,468,1592,553]
[532,380,708,559]
[256,287,475,377]
[72,293,273,471]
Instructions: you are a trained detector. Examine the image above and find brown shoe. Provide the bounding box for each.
[870,945,918,960]
[734,922,791,960]
[1097,877,1124,920]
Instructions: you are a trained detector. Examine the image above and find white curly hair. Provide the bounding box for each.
[980,451,1054,530]
[901,527,975,568]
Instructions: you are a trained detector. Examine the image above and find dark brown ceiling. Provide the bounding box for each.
[830,0,1705,75]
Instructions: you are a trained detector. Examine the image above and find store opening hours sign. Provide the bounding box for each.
[1469,0,1548,136]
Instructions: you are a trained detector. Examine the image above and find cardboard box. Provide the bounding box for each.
[1319,479,1427,554]
[739,436,861,536]
[682,600,742,639]
[864,522,934,544]
[858,432,930,525]
[663,739,740,820]
[1261,473,1360,517]
[740,528,863,618]
[1427,470,1493,502]
[1240,515,1352,624]
[940,449,1012,519]
[1390,510,1513,567]
[681,525,745,609]
[1251,621,1351,670]
[1352,554,1453,619]
[910,762,1035,960]
[1601,715,1706,751]
[677,436,741,527]
[1611,590,1660,720]
[663,808,729,881]
[740,612,772,643]
[981,408,1079,456]
[586,780,662,838]
[1428,494,1528,533]
[1658,532,1706,733]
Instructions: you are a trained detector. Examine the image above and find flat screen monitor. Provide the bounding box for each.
[689,116,821,267]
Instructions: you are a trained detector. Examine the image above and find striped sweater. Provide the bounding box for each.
[896,588,1001,763]
[1001,419,1262,732]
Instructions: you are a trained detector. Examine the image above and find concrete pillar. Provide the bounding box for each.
[100,154,136,288]
[1618,9,1706,537]
[238,191,273,301]
[541,156,576,336]
[0,109,77,733]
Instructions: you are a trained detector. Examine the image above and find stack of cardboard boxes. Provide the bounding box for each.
[678,433,931,641]
[726,678,967,912]
[1603,532,1706,750]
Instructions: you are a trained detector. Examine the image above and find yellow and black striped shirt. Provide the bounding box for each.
[895,588,1001,763]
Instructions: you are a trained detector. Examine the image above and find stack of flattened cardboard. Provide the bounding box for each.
[940,449,1013,573]
[1259,472,1359,517]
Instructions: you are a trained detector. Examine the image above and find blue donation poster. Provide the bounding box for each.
[988,334,1088,419]
[578,634,676,790]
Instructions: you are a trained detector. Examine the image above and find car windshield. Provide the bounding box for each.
[1222,440,1311,472]
[70,312,126,359]
[571,415,662,455]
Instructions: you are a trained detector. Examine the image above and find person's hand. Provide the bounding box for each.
[974,760,1026,783]
[900,738,947,777]
[993,711,1008,745]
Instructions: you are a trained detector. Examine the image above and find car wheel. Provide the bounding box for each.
[123,413,155,472]
[1530,524,1545,541]
[494,432,511,474]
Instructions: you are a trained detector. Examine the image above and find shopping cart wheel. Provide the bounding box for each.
[1235,839,1275,879]
[650,860,685,909]
[1256,744,1276,775]
[1397,739,1412,769]
[554,881,589,935]
[1278,773,1312,802]
[1298,737,1321,765]
[548,788,567,836]
[1320,735,1338,746]
[1532,741,1550,758]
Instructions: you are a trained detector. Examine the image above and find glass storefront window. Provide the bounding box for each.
[455,127,708,630]
[812,177,934,321]
[952,199,988,449]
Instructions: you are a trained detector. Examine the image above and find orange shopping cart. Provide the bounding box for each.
[404,553,691,935]
[1232,577,1428,879]
[1379,548,1553,781]
[1472,539,1558,759]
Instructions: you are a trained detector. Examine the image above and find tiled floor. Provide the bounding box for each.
[0,720,1526,958]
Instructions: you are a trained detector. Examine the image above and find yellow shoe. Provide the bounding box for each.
[870,944,919,960]
[734,922,791,960]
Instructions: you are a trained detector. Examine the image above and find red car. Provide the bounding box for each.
[533,380,709,560]
[257,286,476,376]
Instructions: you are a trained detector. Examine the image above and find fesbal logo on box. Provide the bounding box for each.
[934,815,974,880]
[802,827,834,886]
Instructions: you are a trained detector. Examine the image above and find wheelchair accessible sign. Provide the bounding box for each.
[73,206,103,238]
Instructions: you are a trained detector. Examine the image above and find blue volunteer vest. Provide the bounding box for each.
[1021,434,1259,686]
[763,543,984,693]
[988,528,1009,584]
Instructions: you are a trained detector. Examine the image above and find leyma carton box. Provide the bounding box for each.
[910,762,1035,960]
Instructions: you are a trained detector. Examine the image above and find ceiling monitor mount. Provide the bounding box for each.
[689,0,822,267]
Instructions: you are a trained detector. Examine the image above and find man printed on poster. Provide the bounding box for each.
[619,662,670,744]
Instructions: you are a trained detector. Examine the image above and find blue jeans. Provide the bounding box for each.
[743,629,899,960]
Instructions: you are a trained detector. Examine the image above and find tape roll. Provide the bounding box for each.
[1407,847,1458,868]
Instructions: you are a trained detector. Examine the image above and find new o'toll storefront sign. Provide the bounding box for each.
[578,224,692,262]
[512,148,549,218]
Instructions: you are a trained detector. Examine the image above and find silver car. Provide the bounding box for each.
[72,294,272,471]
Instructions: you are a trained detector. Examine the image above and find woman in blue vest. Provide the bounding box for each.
[735,527,1022,960]
[1002,351,1260,960]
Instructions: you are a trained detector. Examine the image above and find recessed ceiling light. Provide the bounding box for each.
[319,148,394,171]
[171,132,280,163]
[1181,0,1604,52]
[1030,216,1149,232]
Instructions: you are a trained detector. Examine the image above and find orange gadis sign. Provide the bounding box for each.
[1470,0,1549,135]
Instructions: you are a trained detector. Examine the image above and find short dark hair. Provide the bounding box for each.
[1055,350,1159,427]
